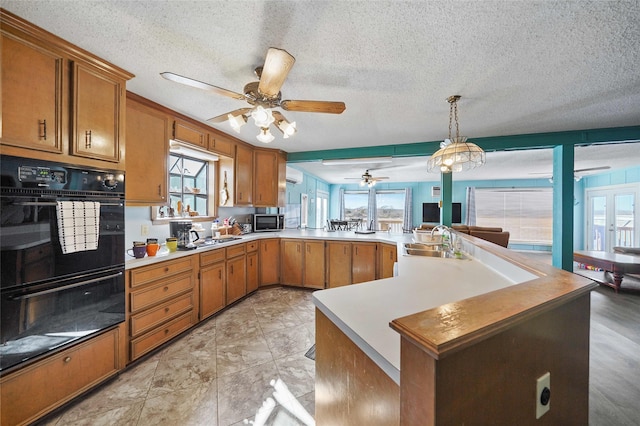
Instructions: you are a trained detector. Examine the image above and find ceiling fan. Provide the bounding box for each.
[161,47,346,143]
[530,166,611,182]
[345,170,389,187]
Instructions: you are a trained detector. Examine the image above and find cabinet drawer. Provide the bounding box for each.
[246,241,258,252]
[130,256,196,288]
[130,311,194,360]
[200,248,225,266]
[130,292,193,338]
[130,273,193,313]
[1,328,119,426]
[226,243,246,258]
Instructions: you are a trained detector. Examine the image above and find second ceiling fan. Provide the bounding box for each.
[345,170,389,187]
[161,47,346,143]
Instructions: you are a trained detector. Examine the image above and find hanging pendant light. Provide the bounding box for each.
[427,95,485,173]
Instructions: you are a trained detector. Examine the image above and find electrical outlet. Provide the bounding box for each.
[536,372,551,419]
[141,224,149,236]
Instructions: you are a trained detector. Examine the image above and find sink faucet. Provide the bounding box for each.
[430,225,455,254]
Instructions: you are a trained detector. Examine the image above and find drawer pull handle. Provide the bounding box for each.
[165,267,170,272]
[218,270,222,279]
[164,329,169,334]
[85,130,92,148]
[39,119,47,140]
[64,356,72,363]
[164,286,169,291]
[165,307,170,313]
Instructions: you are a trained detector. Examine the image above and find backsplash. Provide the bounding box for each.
[125,206,257,248]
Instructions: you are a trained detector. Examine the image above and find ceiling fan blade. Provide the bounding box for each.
[257,48,295,98]
[161,72,246,100]
[575,166,610,173]
[206,108,253,123]
[281,100,346,114]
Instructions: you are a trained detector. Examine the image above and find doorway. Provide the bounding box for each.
[586,184,638,252]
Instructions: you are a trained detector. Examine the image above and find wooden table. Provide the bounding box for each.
[573,250,640,293]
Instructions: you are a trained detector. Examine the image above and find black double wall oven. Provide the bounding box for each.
[0,155,125,373]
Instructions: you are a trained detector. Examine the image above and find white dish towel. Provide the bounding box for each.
[56,201,100,254]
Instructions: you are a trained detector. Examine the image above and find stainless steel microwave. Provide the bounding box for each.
[253,214,284,232]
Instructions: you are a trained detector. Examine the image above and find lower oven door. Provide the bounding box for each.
[0,268,125,373]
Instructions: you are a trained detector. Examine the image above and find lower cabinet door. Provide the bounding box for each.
[352,243,377,284]
[0,327,120,426]
[226,255,247,304]
[247,251,259,293]
[200,262,226,320]
[304,240,326,289]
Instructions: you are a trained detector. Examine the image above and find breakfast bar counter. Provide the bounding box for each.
[312,233,597,425]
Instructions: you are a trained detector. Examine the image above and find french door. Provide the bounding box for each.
[586,184,638,252]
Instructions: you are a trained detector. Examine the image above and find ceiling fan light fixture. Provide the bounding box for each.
[251,106,275,128]
[228,113,247,133]
[427,96,486,173]
[256,127,275,143]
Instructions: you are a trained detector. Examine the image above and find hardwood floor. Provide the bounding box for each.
[589,285,640,425]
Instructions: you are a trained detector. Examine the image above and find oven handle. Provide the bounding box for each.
[9,272,123,300]
[13,201,123,206]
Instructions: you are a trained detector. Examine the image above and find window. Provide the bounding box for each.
[342,189,406,232]
[343,191,368,221]
[474,188,552,243]
[376,190,406,232]
[152,151,217,223]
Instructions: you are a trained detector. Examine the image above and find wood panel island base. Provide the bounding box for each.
[313,235,597,425]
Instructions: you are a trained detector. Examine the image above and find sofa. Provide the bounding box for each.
[419,224,510,248]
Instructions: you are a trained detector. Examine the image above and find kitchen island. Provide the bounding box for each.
[313,232,597,425]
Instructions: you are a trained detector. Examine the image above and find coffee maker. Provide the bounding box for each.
[170,220,196,250]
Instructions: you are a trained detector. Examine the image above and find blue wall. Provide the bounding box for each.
[315,165,640,251]
[286,167,330,229]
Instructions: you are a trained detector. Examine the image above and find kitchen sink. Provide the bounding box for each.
[403,243,466,259]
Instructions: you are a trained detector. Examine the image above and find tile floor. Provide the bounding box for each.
[42,287,317,426]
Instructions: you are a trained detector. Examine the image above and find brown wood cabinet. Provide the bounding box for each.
[253,149,280,207]
[125,93,169,205]
[226,244,247,304]
[326,241,352,288]
[71,62,124,162]
[378,242,398,279]
[172,118,207,149]
[234,143,253,205]
[199,248,226,320]
[0,326,123,426]
[281,239,304,286]
[246,241,259,293]
[352,242,377,284]
[259,238,280,286]
[1,30,64,154]
[303,240,326,289]
[208,133,234,156]
[0,9,133,167]
[128,256,198,361]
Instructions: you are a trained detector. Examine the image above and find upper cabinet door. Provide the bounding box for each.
[1,33,63,153]
[253,150,278,207]
[71,63,123,162]
[235,143,253,205]
[125,98,169,205]
[173,119,207,148]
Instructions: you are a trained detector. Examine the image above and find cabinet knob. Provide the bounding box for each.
[164,286,169,291]
[164,329,169,334]
[165,307,170,313]
[165,267,170,272]
[64,356,72,363]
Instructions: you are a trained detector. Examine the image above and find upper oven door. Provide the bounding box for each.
[0,194,125,290]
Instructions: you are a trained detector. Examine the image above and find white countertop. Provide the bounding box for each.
[312,239,538,384]
[125,228,410,269]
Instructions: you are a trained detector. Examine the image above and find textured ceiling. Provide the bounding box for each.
[4,1,639,181]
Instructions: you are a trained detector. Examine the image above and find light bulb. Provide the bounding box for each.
[251,106,275,128]
[228,113,246,133]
